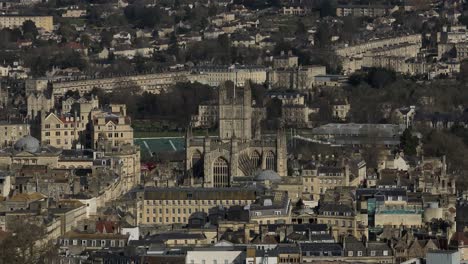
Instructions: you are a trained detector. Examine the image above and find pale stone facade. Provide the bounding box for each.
[269,66,326,90]
[41,113,83,149]
[0,15,53,31]
[336,5,398,17]
[49,71,202,96]
[197,65,268,87]
[91,104,134,149]
[137,188,256,225]
[332,99,351,121]
[186,82,288,188]
[0,123,30,148]
[27,92,54,120]
[336,34,422,74]
[40,96,99,149]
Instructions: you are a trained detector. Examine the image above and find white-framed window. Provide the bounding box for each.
[91,240,97,247]
[101,240,106,246]
[383,250,388,256]
[357,251,363,256]
[348,251,353,257]
[82,240,87,246]
[110,240,116,247]
[370,250,376,256]
[73,240,78,246]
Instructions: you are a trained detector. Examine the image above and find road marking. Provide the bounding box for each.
[143,141,153,157]
[169,140,177,151]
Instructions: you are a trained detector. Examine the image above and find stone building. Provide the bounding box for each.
[185,82,288,188]
[336,5,398,17]
[91,104,133,149]
[336,34,422,74]
[27,92,54,120]
[196,64,268,87]
[41,112,83,149]
[0,15,53,31]
[136,187,256,225]
[268,66,326,90]
[48,71,201,97]
[273,51,298,69]
[331,99,351,121]
[0,122,30,148]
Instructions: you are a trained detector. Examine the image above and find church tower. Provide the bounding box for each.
[218,82,252,142]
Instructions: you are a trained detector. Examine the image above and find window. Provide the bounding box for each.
[45,132,50,136]
[370,250,376,256]
[383,250,388,256]
[110,240,116,247]
[265,151,276,170]
[357,251,362,256]
[213,157,229,187]
[56,124,60,128]
[55,131,60,136]
[348,251,353,257]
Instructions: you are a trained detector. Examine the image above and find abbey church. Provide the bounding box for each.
[185,81,288,187]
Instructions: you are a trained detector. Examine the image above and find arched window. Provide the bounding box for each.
[213,157,229,187]
[250,151,261,168]
[266,151,276,171]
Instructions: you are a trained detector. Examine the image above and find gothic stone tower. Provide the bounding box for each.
[219,81,252,141]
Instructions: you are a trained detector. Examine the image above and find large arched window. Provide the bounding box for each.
[213,157,229,187]
[266,151,276,171]
[250,150,261,169]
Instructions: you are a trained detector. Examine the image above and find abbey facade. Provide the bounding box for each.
[185,82,287,187]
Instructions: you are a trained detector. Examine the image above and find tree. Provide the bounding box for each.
[21,20,38,40]
[208,4,218,17]
[295,19,307,40]
[366,67,397,89]
[167,32,180,61]
[100,29,113,47]
[319,0,337,18]
[0,216,55,263]
[58,23,77,42]
[315,22,332,48]
[80,33,91,47]
[400,128,419,156]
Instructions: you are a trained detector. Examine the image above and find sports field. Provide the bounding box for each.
[134,137,185,159]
